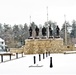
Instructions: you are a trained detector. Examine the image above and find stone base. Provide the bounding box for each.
[41,36,47,39]
[54,36,60,38]
[49,36,54,39]
[35,36,39,39]
[24,38,67,54]
[28,37,34,39]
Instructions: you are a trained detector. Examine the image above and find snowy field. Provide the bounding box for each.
[0,53,76,75]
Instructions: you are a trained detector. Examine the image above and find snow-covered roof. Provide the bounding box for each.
[0,38,4,42]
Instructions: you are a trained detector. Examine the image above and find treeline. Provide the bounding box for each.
[0,23,29,48]
[61,20,76,44]
[0,20,76,48]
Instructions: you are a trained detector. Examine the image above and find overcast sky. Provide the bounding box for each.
[0,0,76,28]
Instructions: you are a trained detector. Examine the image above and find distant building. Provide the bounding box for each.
[0,38,6,52]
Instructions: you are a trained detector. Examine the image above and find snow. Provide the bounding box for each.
[0,38,4,42]
[0,53,76,75]
[64,51,76,54]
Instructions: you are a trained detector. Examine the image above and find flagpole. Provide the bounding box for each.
[47,6,49,38]
[64,15,67,45]
[30,16,31,26]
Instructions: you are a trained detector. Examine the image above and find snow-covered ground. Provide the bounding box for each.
[0,53,76,75]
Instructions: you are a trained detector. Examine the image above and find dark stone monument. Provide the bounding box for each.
[49,26,52,36]
[29,26,32,37]
[43,53,45,59]
[46,52,47,57]
[42,26,46,36]
[16,53,18,59]
[49,51,50,56]
[34,56,36,64]
[42,26,47,39]
[50,57,53,68]
[28,26,33,39]
[49,26,53,38]
[56,25,60,38]
[35,26,39,39]
[39,54,41,61]
[35,26,39,36]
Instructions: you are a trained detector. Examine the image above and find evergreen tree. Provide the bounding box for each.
[13,24,20,41]
[61,21,71,44]
[23,23,29,39]
[70,20,76,38]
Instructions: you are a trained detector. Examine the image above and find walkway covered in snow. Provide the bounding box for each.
[0,53,76,75]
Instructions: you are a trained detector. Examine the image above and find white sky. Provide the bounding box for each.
[0,0,76,28]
